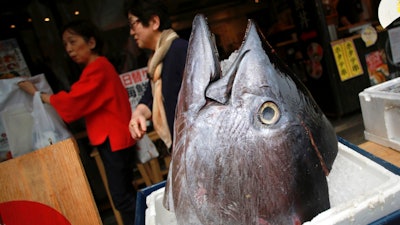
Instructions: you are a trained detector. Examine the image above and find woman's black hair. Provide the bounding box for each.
[61,20,104,55]
[124,0,172,30]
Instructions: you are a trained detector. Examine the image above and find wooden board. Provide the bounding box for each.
[0,138,102,225]
[358,141,400,168]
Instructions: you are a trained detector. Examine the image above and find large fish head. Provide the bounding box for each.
[179,14,338,174]
[165,14,338,225]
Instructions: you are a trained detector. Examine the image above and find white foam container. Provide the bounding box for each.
[359,77,400,152]
[144,142,400,225]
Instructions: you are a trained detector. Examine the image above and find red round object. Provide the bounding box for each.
[0,200,71,225]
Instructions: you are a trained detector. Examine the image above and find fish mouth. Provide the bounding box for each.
[189,14,274,104]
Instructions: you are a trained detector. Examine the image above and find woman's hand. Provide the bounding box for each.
[18,80,38,96]
[129,104,152,140]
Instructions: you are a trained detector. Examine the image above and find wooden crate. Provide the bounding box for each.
[0,138,102,225]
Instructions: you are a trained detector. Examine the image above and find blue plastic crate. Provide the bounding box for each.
[135,181,166,225]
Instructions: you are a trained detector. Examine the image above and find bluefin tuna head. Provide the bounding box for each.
[164,14,338,225]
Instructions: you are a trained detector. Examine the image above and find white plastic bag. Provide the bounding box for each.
[1,104,33,157]
[136,134,159,163]
[0,74,55,157]
[31,91,71,149]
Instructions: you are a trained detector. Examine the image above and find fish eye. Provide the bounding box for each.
[258,101,280,125]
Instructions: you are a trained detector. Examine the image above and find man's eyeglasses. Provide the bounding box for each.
[129,19,141,30]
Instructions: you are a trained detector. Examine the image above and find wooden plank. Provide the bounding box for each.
[358,141,400,168]
[0,138,102,225]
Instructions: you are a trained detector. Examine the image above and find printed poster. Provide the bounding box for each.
[0,38,31,78]
[365,50,390,85]
[331,39,364,81]
[119,67,149,109]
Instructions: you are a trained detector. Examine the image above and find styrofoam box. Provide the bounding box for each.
[144,142,400,225]
[359,77,400,152]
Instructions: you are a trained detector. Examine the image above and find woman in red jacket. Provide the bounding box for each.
[18,20,137,225]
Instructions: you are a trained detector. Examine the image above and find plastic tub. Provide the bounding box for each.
[359,77,400,151]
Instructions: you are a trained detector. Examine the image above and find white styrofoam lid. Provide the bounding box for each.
[146,143,400,225]
[378,0,400,28]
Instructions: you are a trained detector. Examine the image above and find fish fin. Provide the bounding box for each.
[227,19,271,106]
[177,14,221,117]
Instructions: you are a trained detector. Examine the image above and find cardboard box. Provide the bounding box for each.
[359,77,400,151]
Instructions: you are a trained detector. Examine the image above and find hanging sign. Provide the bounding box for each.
[331,39,364,81]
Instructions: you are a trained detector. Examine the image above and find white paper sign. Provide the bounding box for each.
[388,26,400,64]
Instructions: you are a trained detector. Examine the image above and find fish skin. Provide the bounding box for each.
[163,14,338,225]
